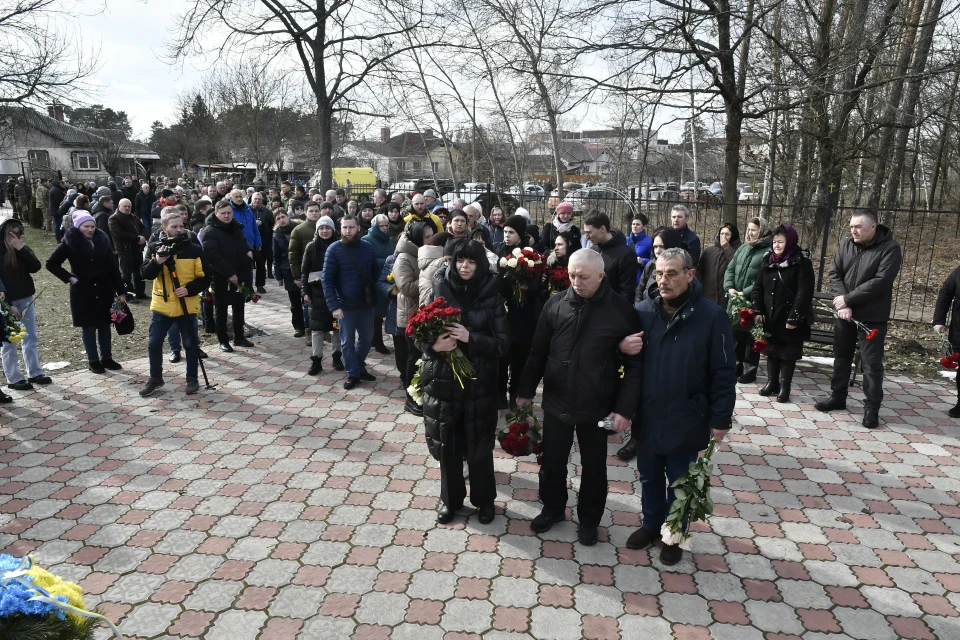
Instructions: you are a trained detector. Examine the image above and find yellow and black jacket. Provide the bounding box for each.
[141,233,209,317]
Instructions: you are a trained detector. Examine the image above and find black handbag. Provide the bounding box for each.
[114,301,135,335]
[344,245,377,308]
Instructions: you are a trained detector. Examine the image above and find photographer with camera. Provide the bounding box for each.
[202,199,255,352]
[139,208,209,397]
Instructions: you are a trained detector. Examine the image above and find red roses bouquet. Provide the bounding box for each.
[405,296,475,387]
[497,404,544,465]
[817,302,878,340]
[238,282,260,303]
[498,247,545,304]
[934,327,960,370]
[729,291,768,353]
[546,265,570,293]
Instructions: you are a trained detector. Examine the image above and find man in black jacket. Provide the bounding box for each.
[108,198,148,301]
[516,249,643,546]
[815,209,902,428]
[671,204,702,265]
[250,191,274,290]
[583,210,638,301]
[134,182,156,232]
[622,247,736,565]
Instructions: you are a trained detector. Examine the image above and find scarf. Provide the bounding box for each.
[746,217,771,247]
[552,214,575,234]
[768,223,799,265]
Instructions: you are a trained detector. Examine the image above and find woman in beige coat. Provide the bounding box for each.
[394,220,436,415]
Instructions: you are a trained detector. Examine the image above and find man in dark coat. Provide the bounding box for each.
[622,247,736,565]
[48,180,66,231]
[201,199,255,352]
[517,249,643,547]
[671,204,702,265]
[91,196,114,245]
[135,182,156,232]
[815,209,902,428]
[322,215,380,389]
[934,266,960,417]
[251,191,274,288]
[120,177,138,204]
[583,210,638,301]
[109,198,148,300]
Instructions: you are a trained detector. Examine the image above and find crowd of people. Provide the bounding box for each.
[0,173,949,561]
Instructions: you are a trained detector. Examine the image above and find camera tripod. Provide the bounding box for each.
[163,253,215,390]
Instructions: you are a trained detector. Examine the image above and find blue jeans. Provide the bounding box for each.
[80,323,112,362]
[338,308,374,378]
[167,324,182,352]
[1,296,43,383]
[149,313,199,380]
[637,448,699,532]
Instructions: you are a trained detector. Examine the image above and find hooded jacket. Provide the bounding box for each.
[634,278,737,455]
[302,231,338,332]
[723,224,772,328]
[230,199,262,249]
[592,229,638,301]
[0,219,41,301]
[420,266,510,463]
[394,233,422,328]
[141,232,209,318]
[417,245,446,307]
[697,225,741,306]
[517,279,643,426]
[829,225,902,324]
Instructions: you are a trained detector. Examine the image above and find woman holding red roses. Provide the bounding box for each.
[419,241,510,525]
[751,224,814,403]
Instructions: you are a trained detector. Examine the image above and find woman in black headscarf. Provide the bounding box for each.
[419,240,510,525]
[697,223,741,306]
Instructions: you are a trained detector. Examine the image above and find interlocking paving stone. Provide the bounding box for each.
[3,293,960,638]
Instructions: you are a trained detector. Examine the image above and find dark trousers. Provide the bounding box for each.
[201,299,214,330]
[637,447,699,531]
[539,414,610,527]
[405,336,421,390]
[439,415,496,509]
[831,320,888,410]
[80,323,111,362]
[119,252,145,297]
[734,331,760,377]
[255,246,273,287]
[285,288,305,331]
[149,313,199,380]
[499,342,531,399]
[54,215,64,242]
[393,335,409,387]
[373,317,387,348]
[214,292,245,344]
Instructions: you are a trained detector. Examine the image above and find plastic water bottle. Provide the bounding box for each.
[599,414,614,430]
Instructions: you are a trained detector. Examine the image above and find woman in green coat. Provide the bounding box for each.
[723,216,771,383]
[362,214,396,355]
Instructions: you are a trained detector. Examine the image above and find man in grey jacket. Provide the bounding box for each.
[815,209,902,428]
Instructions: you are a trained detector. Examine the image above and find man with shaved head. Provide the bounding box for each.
[109,196,148,301]
[516,248,644,547]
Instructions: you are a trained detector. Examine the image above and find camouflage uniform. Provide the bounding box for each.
[34,181,50,231]
[13,179,30,221]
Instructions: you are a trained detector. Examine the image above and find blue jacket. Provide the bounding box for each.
[231,200,262,249]
[363,225,394,318]
[678,226,701,265]
[378,254,399,335]
[322,239,380,312]
[627,230,653,280]
[634,278,736,455]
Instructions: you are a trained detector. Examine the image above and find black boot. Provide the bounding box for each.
[308,356,323,376]
[759,357,781,397]
[951,375,960,418]
[738,360,758,384]
[777,360,796,403]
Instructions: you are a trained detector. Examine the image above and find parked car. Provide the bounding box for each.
[563,188,609,213]
[738,185,759,202]
[709,181,723,196]
[441,182,498,206]
[680,188,722,204]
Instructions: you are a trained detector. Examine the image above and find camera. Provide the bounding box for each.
[156,233,186,257]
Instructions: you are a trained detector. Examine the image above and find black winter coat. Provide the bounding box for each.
[420,268,510,463]
[201,213,253,296]
[108,212,146,255]
[0,219,41,301]
[495,243,543,344]
[134,191,156,221]
[49,184,65,213]
[540,221,580,255]
[301,235,337,332]
[697,241,740,306]
[933,266,960,348]
[634,278,737,455]
[91,202,113,245]
[517,280,644,426]
[594,229,638,301]
[272,222,298,292]
[46,228,124,327]
[752,251,814,347]
[829,225,902,324]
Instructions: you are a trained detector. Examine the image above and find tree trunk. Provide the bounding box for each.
[317,97,333,191]
[928,69,959,209]
[722,104,743,222]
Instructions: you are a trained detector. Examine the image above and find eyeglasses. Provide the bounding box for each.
[655,268,689,280]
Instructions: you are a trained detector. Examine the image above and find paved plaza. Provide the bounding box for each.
[2,295,960,639]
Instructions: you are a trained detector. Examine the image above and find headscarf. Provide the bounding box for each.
[447,240,491,307]
[717,223,741,247]
[768,223,799,265]
[407,220,434,248]
[746,216,771,247]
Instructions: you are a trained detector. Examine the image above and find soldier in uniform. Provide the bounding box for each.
[13,177,31,221]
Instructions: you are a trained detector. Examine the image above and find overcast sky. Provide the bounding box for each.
[73,0,686,143]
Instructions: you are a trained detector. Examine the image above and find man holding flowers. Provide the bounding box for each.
[622,247,736,565]
[516,249,643,547]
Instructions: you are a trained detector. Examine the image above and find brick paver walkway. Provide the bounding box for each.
[2,293,960,639]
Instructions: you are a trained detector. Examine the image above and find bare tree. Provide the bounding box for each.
[166,0,438,191]
[0,0,99,104]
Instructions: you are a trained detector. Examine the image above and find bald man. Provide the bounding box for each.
[516,249,644,546]
[109,196,148,300]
